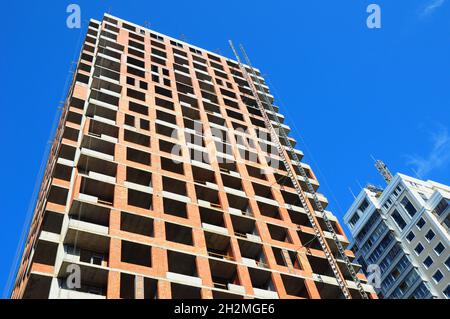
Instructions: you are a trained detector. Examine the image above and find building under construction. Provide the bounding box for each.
[10,14,377,299]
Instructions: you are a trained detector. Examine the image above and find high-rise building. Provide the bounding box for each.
[344,173,450,299]
[11,13,376,299]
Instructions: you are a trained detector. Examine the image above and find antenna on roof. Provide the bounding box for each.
[348,187,356,200]
[371,156,393,184]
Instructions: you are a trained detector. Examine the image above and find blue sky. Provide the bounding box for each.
[1,0,450,297]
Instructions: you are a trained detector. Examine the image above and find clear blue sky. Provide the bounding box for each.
[1,0,450,297]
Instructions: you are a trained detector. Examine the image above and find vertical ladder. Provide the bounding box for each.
[229,41,368,299]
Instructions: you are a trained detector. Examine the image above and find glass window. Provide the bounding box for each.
[406,231,415,242]
[434,242,445,255]
[416,218,426,229]
[401,197,417,217]
[415,243,424,255]
[444,285,450,298]
[425,229,435,242]
[392,209,406,230]
[433,270,443,283]
[423,256,433,268]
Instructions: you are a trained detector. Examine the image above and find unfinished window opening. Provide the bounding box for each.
[288,209,312,228]
[124,129,150,147]
[209,259,239,290]
[41,211,64,234]
[156,122,177,138]
[165,222,193,246]
[192,166,215,185]
[126,166,152,187]
[307,255,335,278]
[221,173,243,191]
[237,239,266,267]
[157,109,177,124]
[281,274,309,298]
[248,268,275,291]
[281,190,302,208]
[155,97,175,111]
[121,240,152,267]
[127,189,152,210]
[267,224,292,243]
[163,198,188,218]
[258,201,281,220]
[253,183,274,200]
[161,156,184,175]
[126,147,151,165]
[199,206,225,227]
[246,165,266,181]
[167,251,197,276]
[297,231,322,251]
[121,212,154,237]
[171,283,201,299]
[48,185,69,206]
[53,163,73,181]
[231,215,259,239]
[68,200,110,226]
[205,231,233,260]
[162,176,187,196]
[159,139,180,156]
[195,184,220,206]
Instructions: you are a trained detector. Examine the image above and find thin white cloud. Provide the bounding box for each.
[406,124,450,178]
[420,0,446,18]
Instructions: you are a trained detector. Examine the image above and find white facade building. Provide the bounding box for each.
[344,173,450,299]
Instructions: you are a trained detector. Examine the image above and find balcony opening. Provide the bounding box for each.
[121,240,152,267]
[217,158,237,174]
[126,166,152,187]
[248,268,275,291]
[163,198,188,218]
[161,156,184,175]
[121,212,154,237]
[316,282,344,299]
[281,274,309,298]
[86,102,117,122]
[167,251,197,277]
[195,184,220,207]
[62,126,79,142]
[307,255,335,277]
[127,189,152,210]
[42,211,64,234]
[69,200,110,227]
[199,206,225,227]
[281,190,302,208]
[205,232,233,260]
[171,283,201,299]
[78,154,117,178]
[89,118,119,139]
[246,165,266,181]
[191,166,215,185]
[48,185,69,206]
[165,222,193,246]
[227,193,248,212]
[22,274,52,299]
[238,239,266,268]
[221,173,243,191]
[297,231,322,251]
[58,144,76,161]
[253,183,274,200]
[257,201,281,220]
[81,135,115,157]
[53,163,73,181]
[267,224,292,243]
[207,113,225,126]
[288,209,312,227]
[156,122,177,138]
[33,240,58,266]
[189,148,209,164]
[231,215,259,239]
[209,259,239,290]
[79,177,114,205]
[162,176,187,196]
